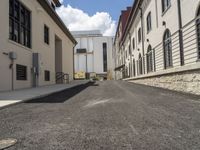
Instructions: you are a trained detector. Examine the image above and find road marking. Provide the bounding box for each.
[84,99,111,108]
[129,124,139,135]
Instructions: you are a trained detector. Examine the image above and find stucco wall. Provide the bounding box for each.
[0,0,75,91]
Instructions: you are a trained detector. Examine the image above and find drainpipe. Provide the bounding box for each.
[177,0,184,66]
[139,7,146,74]
[73,45,75,80]
[129,33,132,77]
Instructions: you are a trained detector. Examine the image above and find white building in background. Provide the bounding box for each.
[72,30,114,80]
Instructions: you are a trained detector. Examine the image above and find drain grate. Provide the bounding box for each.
[0,138,17,150]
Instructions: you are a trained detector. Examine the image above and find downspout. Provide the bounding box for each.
[139,7,145,74]
[177,0,184,66]
[129,33,132,77]
[73,45,76,80]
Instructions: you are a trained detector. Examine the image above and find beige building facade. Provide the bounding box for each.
[114,0,200,95]
[0,0,76,91]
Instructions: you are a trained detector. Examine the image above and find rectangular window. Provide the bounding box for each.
[16,64,27,80]
[9,0,31,48]
[44,70,50,81]
[77,48,86,53]
[103,43,107,72]
[44,25,49,44]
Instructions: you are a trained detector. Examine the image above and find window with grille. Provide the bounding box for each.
[138,53,143,75]
[16,64,27,80]
[163,29,173,68]
[147,45,153,73]
[133,59,136,77]
[196,7,200,59]
[44,70,50,81]
[9,0,31,48]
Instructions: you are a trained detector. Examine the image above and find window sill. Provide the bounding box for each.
[164,66,173,70]
[147,29,152,35]
[8,39,32,52]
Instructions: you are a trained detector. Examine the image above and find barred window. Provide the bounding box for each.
[163,29,173,69]
[138,53,143,75]
[146,45,153,73]
[132,59,136,77]
[196,7,200,59]
[16,64,27,80]
[9,0,31,48]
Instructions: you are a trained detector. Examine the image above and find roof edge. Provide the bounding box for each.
[37,0,77,45]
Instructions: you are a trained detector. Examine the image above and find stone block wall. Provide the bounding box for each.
[130,70,200,95]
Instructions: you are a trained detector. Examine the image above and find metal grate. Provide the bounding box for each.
[16,64,27,80]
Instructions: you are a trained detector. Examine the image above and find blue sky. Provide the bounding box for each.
[61,0,133,21]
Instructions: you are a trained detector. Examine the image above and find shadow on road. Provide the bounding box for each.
[25,82,98,103]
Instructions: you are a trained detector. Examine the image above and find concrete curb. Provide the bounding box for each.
[0,81,90,110]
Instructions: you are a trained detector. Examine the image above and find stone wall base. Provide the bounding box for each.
[129,70,200,95]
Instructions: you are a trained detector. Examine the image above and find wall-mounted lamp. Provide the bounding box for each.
[162,21,166,27]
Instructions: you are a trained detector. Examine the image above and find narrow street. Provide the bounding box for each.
[0,81,200,150]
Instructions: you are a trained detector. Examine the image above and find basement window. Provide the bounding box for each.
[16,64,27,80]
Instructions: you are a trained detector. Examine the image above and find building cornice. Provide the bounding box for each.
[37,0,77,45]
[120,0,142,46]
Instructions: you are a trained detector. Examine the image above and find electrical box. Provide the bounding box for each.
[33,53,41,75]
[9,52,17,60]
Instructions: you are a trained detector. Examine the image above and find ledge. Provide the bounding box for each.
[124,62,200,81]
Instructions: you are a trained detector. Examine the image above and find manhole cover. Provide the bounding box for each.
[0,138,17,150]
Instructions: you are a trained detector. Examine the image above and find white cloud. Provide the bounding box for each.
[56,5,116,36]
[59,0,64,4]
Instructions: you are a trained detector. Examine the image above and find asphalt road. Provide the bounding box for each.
[0,81,200,150]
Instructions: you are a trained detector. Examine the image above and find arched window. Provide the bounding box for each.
[132,38,135,50]
[163,29,173,69]
[196,6,200,59]
[138,53,143,75]
[138,28,141,43]
[162,0,171,13]
[147,45,153,73]
[133,59,136,77]
[147,12,152,33]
